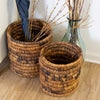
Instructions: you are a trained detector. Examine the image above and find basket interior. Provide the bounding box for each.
[10,20,51,42]
[44,46,80,64]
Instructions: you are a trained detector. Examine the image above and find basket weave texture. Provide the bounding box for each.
[7,19,53,77]
[39,42,83,96]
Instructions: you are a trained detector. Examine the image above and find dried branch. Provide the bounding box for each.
[44,5,48,21]
[47,0,60,22]
[65,0,92,28]
[49,3,66,24]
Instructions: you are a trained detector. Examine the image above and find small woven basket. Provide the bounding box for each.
[39,42,83,96]
[7,19,52,78]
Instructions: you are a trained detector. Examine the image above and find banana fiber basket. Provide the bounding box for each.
[7,19,52,77]
[39,42,83,96]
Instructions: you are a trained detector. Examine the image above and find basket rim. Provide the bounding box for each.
[40,42,83,67]
[6,19,52,45]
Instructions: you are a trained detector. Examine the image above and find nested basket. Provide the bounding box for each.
[39,42,83,97]
[7,19,52,78]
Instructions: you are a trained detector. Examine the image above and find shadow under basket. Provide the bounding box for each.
[7,19,53,78]
[39,42,83,97]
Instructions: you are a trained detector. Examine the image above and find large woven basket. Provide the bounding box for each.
[39,42,83,96]
[7,19,52,78]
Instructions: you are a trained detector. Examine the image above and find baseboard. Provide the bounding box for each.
[0,56,9,72]
[85,53,100,64]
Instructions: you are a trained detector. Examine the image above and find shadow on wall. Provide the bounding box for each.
[31,0,46,20]
[2,0,16,56]
[81,28,100,54]
[53,25,67,42]
[0,0,18,62]
[0,31,7,60]
[0,0,14,61]
[7,0,15,23]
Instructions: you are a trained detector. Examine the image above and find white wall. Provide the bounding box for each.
[0,0,18,63]
[0,0,100,64]
[81,0,100,64]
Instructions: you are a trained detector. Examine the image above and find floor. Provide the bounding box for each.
[0,62,100,100]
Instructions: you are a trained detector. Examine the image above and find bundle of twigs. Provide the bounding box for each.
[66,0,92,29]
[25,0,39,41]
[28,0,69,42]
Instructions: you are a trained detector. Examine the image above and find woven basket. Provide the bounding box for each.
[39,42,83,96]
[7,19,53,78]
